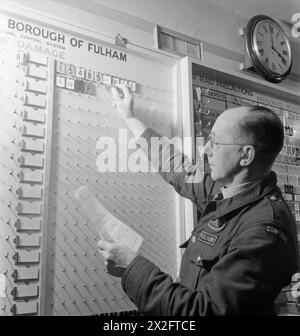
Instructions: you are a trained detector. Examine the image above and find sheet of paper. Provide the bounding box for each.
[74,185,143,253]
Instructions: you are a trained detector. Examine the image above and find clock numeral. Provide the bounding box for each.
[259,49,264,56]
[258,32,264,37]
[272,63,276,72]
[280,41,285,45]
[269,25,274,34]
[263,25,268,33]
[257,40,263,46]
[279,64,283,70]
[277,31,280,38]
[282,50,288,56]
[282,58,287,66]
[264,57,269,66]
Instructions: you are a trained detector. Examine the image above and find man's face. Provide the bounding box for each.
[204,108,246,185]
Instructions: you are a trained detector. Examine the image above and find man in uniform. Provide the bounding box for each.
[97,85,298,315]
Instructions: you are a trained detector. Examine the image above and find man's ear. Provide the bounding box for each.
[240,145,255,166]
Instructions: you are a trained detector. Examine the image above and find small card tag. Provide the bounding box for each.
[0,274,6,297]
[198,231,218,246]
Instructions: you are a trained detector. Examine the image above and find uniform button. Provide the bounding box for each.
[191,236,196,243]
[270,195,277,200]
[196,256,202,263]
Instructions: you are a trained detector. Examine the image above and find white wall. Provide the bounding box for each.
[87,0,300,75]
[2,0,299,85]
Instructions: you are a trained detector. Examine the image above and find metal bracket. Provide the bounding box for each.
[238,26,253,71]
[115,33,128,47]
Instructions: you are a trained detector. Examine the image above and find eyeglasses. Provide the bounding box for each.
[206,135,253,151]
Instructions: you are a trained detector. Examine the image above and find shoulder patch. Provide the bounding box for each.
[266,225,288,243]
[208,219,226,232]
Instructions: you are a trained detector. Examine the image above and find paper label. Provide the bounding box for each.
[0,274,6,297]
[74,185,143,252]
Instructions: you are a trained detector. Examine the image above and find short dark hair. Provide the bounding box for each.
[236,106,284,166]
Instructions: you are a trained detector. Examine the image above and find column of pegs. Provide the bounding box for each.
[53,274,80,315]
[52,290,71,315]
[129,210,171,256]
[58,205,98,243]
[54,238,100,314]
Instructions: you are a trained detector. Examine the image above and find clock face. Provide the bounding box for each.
[253,20,292,76]
[245,15,293,83]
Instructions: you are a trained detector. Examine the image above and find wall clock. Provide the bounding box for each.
[245,15,292,83]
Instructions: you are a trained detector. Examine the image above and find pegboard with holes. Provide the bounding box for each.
[0,12,181,316]
[44,60,178,316]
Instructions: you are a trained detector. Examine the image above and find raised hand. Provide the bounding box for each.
[111,84,134,119]
[98,239,137,277]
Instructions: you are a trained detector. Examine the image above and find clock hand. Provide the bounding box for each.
[269,25,274,48]
[272,46,285,62]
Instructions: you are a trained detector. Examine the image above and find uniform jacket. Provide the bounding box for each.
[121,128,299,315]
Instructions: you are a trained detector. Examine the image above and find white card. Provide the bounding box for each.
[0,274,6,297]
[74,185,143,253]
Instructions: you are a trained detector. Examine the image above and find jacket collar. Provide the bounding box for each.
[205,171,278,221]
[221,174,267,199]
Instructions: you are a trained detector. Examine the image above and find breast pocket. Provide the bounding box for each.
[180,238,220,290]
